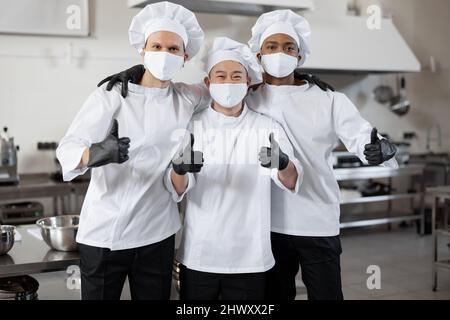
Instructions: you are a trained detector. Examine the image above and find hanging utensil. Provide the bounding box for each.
[390,76,411,116]
[373,85,394,104]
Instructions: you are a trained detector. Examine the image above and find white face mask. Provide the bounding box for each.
[144,51,184,81]
[260,52,298,78]
[209,83,248,108]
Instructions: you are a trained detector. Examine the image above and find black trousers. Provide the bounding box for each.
[179,265,266,300]
[266,232,343,300]
[78,234,175,300]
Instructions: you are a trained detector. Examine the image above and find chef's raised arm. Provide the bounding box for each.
[163,130,202,202]
[267,121,303,194]
[332,92,398,169]
[164,168,196,203]
[56,87,120,181]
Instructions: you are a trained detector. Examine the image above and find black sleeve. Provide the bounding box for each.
[294,70,335,92]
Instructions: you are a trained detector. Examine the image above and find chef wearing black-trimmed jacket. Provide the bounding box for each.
[245,9,398,300]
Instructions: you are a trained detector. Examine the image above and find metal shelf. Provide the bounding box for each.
[340,214,421,229]
[340,193,418,205]
[435,261,450,270]
[334,165,426,233]
[436,229,450,237]
[429,187,450,291]
[334,164,425,181]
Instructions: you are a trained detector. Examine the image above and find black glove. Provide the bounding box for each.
[172,134,204,175]
[97,64,146,98]
[87,119,130,168]
[294,71,335,92]
[364,128,397,166]
[259,133,290,171]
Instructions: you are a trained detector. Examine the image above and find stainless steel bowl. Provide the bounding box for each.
[36,215,79,252]
[0,225,15,255]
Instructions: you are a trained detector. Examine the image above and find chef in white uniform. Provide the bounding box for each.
[245,9,398,300]
[164,37,303,300]
[56,2,209,300]
[95,8,398,301]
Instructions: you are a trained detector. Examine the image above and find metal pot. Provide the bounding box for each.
[36,215,79,252]
[0,225,15,255]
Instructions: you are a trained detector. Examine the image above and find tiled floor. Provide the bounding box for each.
[30,227,450,300]
[296,227,450,300]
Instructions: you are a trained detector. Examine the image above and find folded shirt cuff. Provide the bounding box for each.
[164,168,196,203]
[271,158,303,195]
[57,144,89,181]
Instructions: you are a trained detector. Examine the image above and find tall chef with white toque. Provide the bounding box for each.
[245,9,398,300]
[56,1,210,300]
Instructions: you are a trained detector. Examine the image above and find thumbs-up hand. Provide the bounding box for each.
[259,133,290,170]
[87,119,130,168]
[364,127,397,165]
[172,134,204,175]
[370,127,379,144]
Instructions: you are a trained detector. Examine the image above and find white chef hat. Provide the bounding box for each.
[128,1,204,60]
[248,9,311,67]
[203,37,263,85]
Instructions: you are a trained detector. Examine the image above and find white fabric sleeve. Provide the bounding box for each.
[56,88,118,181]
[269,121,304,194]
[163,168,196,203]
[177,82,211,114]
[332,92,398,169]
[382,157,399,169]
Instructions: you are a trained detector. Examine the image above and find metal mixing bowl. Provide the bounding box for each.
[36,215,79,252]
[0,225,15,255]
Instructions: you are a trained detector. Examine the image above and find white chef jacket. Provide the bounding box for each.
[165,104,303,273]
[56,82,209,250]
[246,83,398,237]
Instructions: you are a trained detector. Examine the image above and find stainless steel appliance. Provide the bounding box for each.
[0,202,44,225]
[410,153,450,187]
[332,151,364,168]
[0,127,19,185]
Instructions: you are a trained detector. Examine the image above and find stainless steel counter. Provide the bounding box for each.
[335,165,426,232]
[0,225,79,278]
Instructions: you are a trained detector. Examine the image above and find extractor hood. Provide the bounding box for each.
[127,0,420,73]
[127,0,314,16]
[301,14,421,73]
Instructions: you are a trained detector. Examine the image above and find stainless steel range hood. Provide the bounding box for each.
[301,14,421,73]
[128,0,421,73]
[127,0,314,16]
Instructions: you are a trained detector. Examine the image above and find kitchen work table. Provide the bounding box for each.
[0,173,89,217]
[426,186,450,291]
[334,164,426,233]
[0,225,80,279]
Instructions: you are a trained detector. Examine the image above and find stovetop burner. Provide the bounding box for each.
[0,276,39,300]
